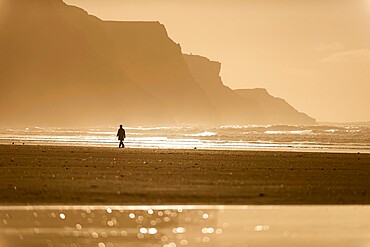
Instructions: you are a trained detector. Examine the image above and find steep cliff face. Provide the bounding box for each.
[0,0,173,127]
[0,0,314,127]
[184,54,316,125]
[183,54,262,124]
[235,89,316,124]
[104,22,219,124]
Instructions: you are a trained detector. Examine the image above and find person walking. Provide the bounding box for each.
[117,124,126,148]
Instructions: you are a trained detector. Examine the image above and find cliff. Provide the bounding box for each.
[104,21,218,124]
[183,54,262,124]
[0,0,315,127]
[0,0,174,127]
[235,89,316,125]
[184,54,315,125]
[0,0,217,127]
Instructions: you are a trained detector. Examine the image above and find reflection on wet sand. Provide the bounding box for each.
[0,205,369,247]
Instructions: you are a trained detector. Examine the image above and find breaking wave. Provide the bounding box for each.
[186,132,217,137]
[1,124,369,153]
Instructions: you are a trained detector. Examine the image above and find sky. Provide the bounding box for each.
[64,0,370,122]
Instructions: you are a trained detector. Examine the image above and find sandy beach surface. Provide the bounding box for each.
[0,144,369,205]
[1,205,370,247]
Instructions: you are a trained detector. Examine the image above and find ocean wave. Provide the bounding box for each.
[186,132,217,137]
[220,125,272,129]
[324,129,338,133]
[125,126,186,131]
[0,125,369,153]
[264,130,313,135]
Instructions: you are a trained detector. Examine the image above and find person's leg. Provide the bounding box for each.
[119,141,123,148]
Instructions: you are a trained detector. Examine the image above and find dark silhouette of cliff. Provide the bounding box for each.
[235,89,316,125]
[0,0,175,127]
[0,0,315,127]
[184,54,315,125]
[0,0,218,127]
[183,54,262,124]
[104,21,218,124]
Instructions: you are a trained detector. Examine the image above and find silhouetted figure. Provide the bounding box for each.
[117,125,126,148]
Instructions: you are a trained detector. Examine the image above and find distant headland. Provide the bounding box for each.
[0,0,315,127]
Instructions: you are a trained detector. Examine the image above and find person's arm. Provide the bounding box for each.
[123,130,126,138]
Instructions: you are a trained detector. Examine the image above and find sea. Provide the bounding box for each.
[1,124,369,153]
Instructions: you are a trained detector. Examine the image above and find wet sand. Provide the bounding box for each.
[1,205,369,247]
[0,144,369,205]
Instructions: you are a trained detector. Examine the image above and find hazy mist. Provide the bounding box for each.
[0,0,315,127]
[64,0,370,122]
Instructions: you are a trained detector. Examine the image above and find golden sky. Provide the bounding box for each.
[64,0,370,122]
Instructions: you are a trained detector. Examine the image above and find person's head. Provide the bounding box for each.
[120,124,123,128]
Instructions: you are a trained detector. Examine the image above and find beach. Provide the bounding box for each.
[1,144,369,205]
[1,205,370,247]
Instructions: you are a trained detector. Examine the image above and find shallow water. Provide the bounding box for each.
[1,124,370,153]
[0,205,369,247]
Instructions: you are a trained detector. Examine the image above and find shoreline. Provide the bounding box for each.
[1,140,369,154]
[2,124,370,154]
[0,144,369,205]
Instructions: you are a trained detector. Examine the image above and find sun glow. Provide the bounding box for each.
[365,0,370,13]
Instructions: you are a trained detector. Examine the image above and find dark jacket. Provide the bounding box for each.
[117,128,126,140]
